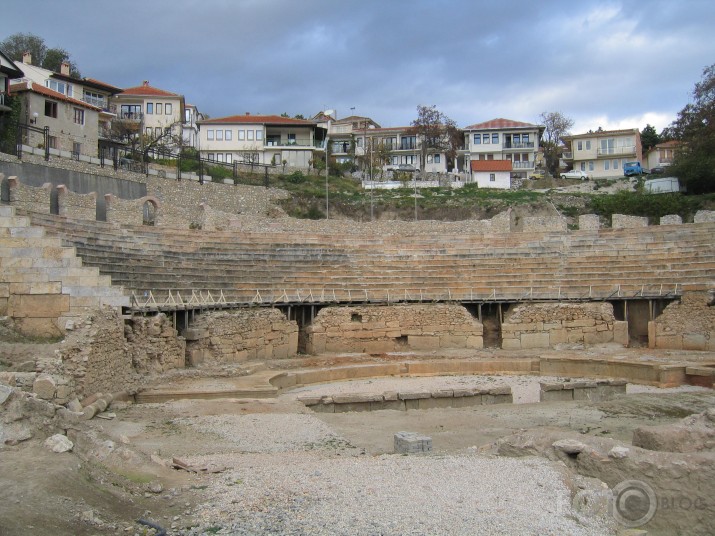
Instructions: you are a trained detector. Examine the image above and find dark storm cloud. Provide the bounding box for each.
[3,0,715,132]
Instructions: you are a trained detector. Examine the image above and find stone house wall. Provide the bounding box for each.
[501,302,627,349]
[305,304,483,354]
[649,291,715,351]
[184,309,298,365]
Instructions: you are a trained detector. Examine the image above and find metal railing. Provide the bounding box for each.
[504,142,535,149]
[81,95,108,110]
[597,146,636,157]
[512,161,534,169]
[128,283,682,312]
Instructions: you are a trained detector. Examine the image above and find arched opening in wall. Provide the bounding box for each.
[0,178,10,203]
[143,199,157,226]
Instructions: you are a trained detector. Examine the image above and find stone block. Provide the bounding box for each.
[430,389,454,398]
[521,333,549,350]
[32,374,57,400]
[398,391,432,400]
[394,431,432,454]
[332,393,383,404]
[183,327,208,341]
[483,393,513,404]
[501,338,521,350]
[540,389,574,402]
[407,335,440,350]
[549,328,568,345]
[683,333,707,351]
[404,399,420,410]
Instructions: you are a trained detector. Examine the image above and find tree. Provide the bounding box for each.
[0,32,81,77]
[539,111,574,175]
[641,124,660,153]
[668,63,715,194]
[407,105,460,171]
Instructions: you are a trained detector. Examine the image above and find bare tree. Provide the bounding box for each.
[539,111,574,175]
[407,105,461,171]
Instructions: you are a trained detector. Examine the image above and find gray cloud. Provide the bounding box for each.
[4,0,714,132]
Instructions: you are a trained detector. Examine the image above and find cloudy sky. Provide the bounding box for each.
[4,0,714,133]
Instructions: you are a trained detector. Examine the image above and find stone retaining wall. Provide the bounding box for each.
[105,194,151,226]
[612,214,648,228]
[501,302,627,349]
[56,185,96,220]
[649,291,715,351]
[694,210,715,223]
[304,304,483,354]
[184,309,298,365]
[298,385,513,412]
[0,174,52,214]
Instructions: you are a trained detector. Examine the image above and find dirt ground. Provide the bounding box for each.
[1,341,715,535]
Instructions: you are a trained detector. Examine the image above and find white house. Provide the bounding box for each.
[470,159,513,189]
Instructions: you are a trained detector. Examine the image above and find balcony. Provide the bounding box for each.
[512,161,534,169]
[265,139,323,149]
[504,141,535,149]
[562,151,573,160]
[118,111,143,121]
[81,94,108,110]
[597,146,635,157]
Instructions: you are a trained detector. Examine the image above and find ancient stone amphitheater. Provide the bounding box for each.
[0,157,714,404]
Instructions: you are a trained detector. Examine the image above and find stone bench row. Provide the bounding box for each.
[539,379,627,402]
[298,385,513,413]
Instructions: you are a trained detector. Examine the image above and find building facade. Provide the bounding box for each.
[0,50,23,115]
[562,128,643,179]
[470,159,513,189]
[461,118,543,179]
[644,140,678,170]
[197,114,324,169]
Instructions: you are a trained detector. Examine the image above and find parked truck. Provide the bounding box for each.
[623,161,647,176]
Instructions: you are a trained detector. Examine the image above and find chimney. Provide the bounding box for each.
[60,62,70,76]
[143,80,149,87]
[22,51,32,65]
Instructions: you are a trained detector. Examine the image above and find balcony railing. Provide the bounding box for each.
[597,146,635,157]
[265,140,324,148]
[81,95,108,110]
[562,151,573,159]
[512,161,534,169]
[504,141,535,149]
[119,111,144,121]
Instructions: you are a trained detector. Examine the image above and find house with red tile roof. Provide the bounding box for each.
[111,80,186,150]
[461,118,544,180]
[470,159,513,189]
[196,113,324,170]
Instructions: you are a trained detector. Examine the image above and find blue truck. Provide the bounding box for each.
[623,161,647,176]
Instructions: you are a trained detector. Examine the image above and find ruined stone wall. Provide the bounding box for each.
[125,314,186,374]
[660,214,683,225]
[200,203,239,232]
[57,185,96,220]
[578,214,601,230]
[649,291,715,351]
[694,210,715,223]
[104,194,145,226]
[501,302,627,349]
[184,309,298,364]
[612,214,648,228]
[305,304,483,354]
[0,175,52,214]
[521,216,567,233]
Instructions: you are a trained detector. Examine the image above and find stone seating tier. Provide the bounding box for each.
[24,212,715,304]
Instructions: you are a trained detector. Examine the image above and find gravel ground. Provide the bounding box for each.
[183,451,615,535]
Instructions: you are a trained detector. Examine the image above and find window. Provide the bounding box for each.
[513,134,520,144]
[577,141,583,150]
[613,159,619,169]
[165,103,172,115]
[48,136,57,149]
[217,153,224,163]
[287,133,296,144]
[586,140,591,150]
[473,134,481,144]
[589,161,594,171]
[225,130,232,141]
[73,142,81,155]
[483,134,490,144]
[238,130,245,140]
[427,155,433,164]
[216,130,223,141]
[487,154,494,160]
[208,153,215,161]
[45,79,71,96]
[600,138,615,155]
[604,160,610,170]
[400,135,416,150]
[226,153,232,163]
[256,130,263,141]
[185,109,192,122]
[44,100,58,118]
[146,103,153,115]
[492,133,499,144]
[581,162,586,171]
[522,134,529,143]
[156,103,163,115]
[247,130,254,141]
[73,108,84,125]
[120,104,141,119]
[155,127,161,138]
[207,129,214,140]
[146,127,152,136]
[490,173,496,182]
[434,154,441,163]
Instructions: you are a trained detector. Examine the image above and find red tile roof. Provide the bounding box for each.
[82,78,123,93]
[9,81,100,111]
[199,114,317,126]
[562,128,639,140]
[120,81,181,97]
[464,118,540,130]
[470,160,513,172]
